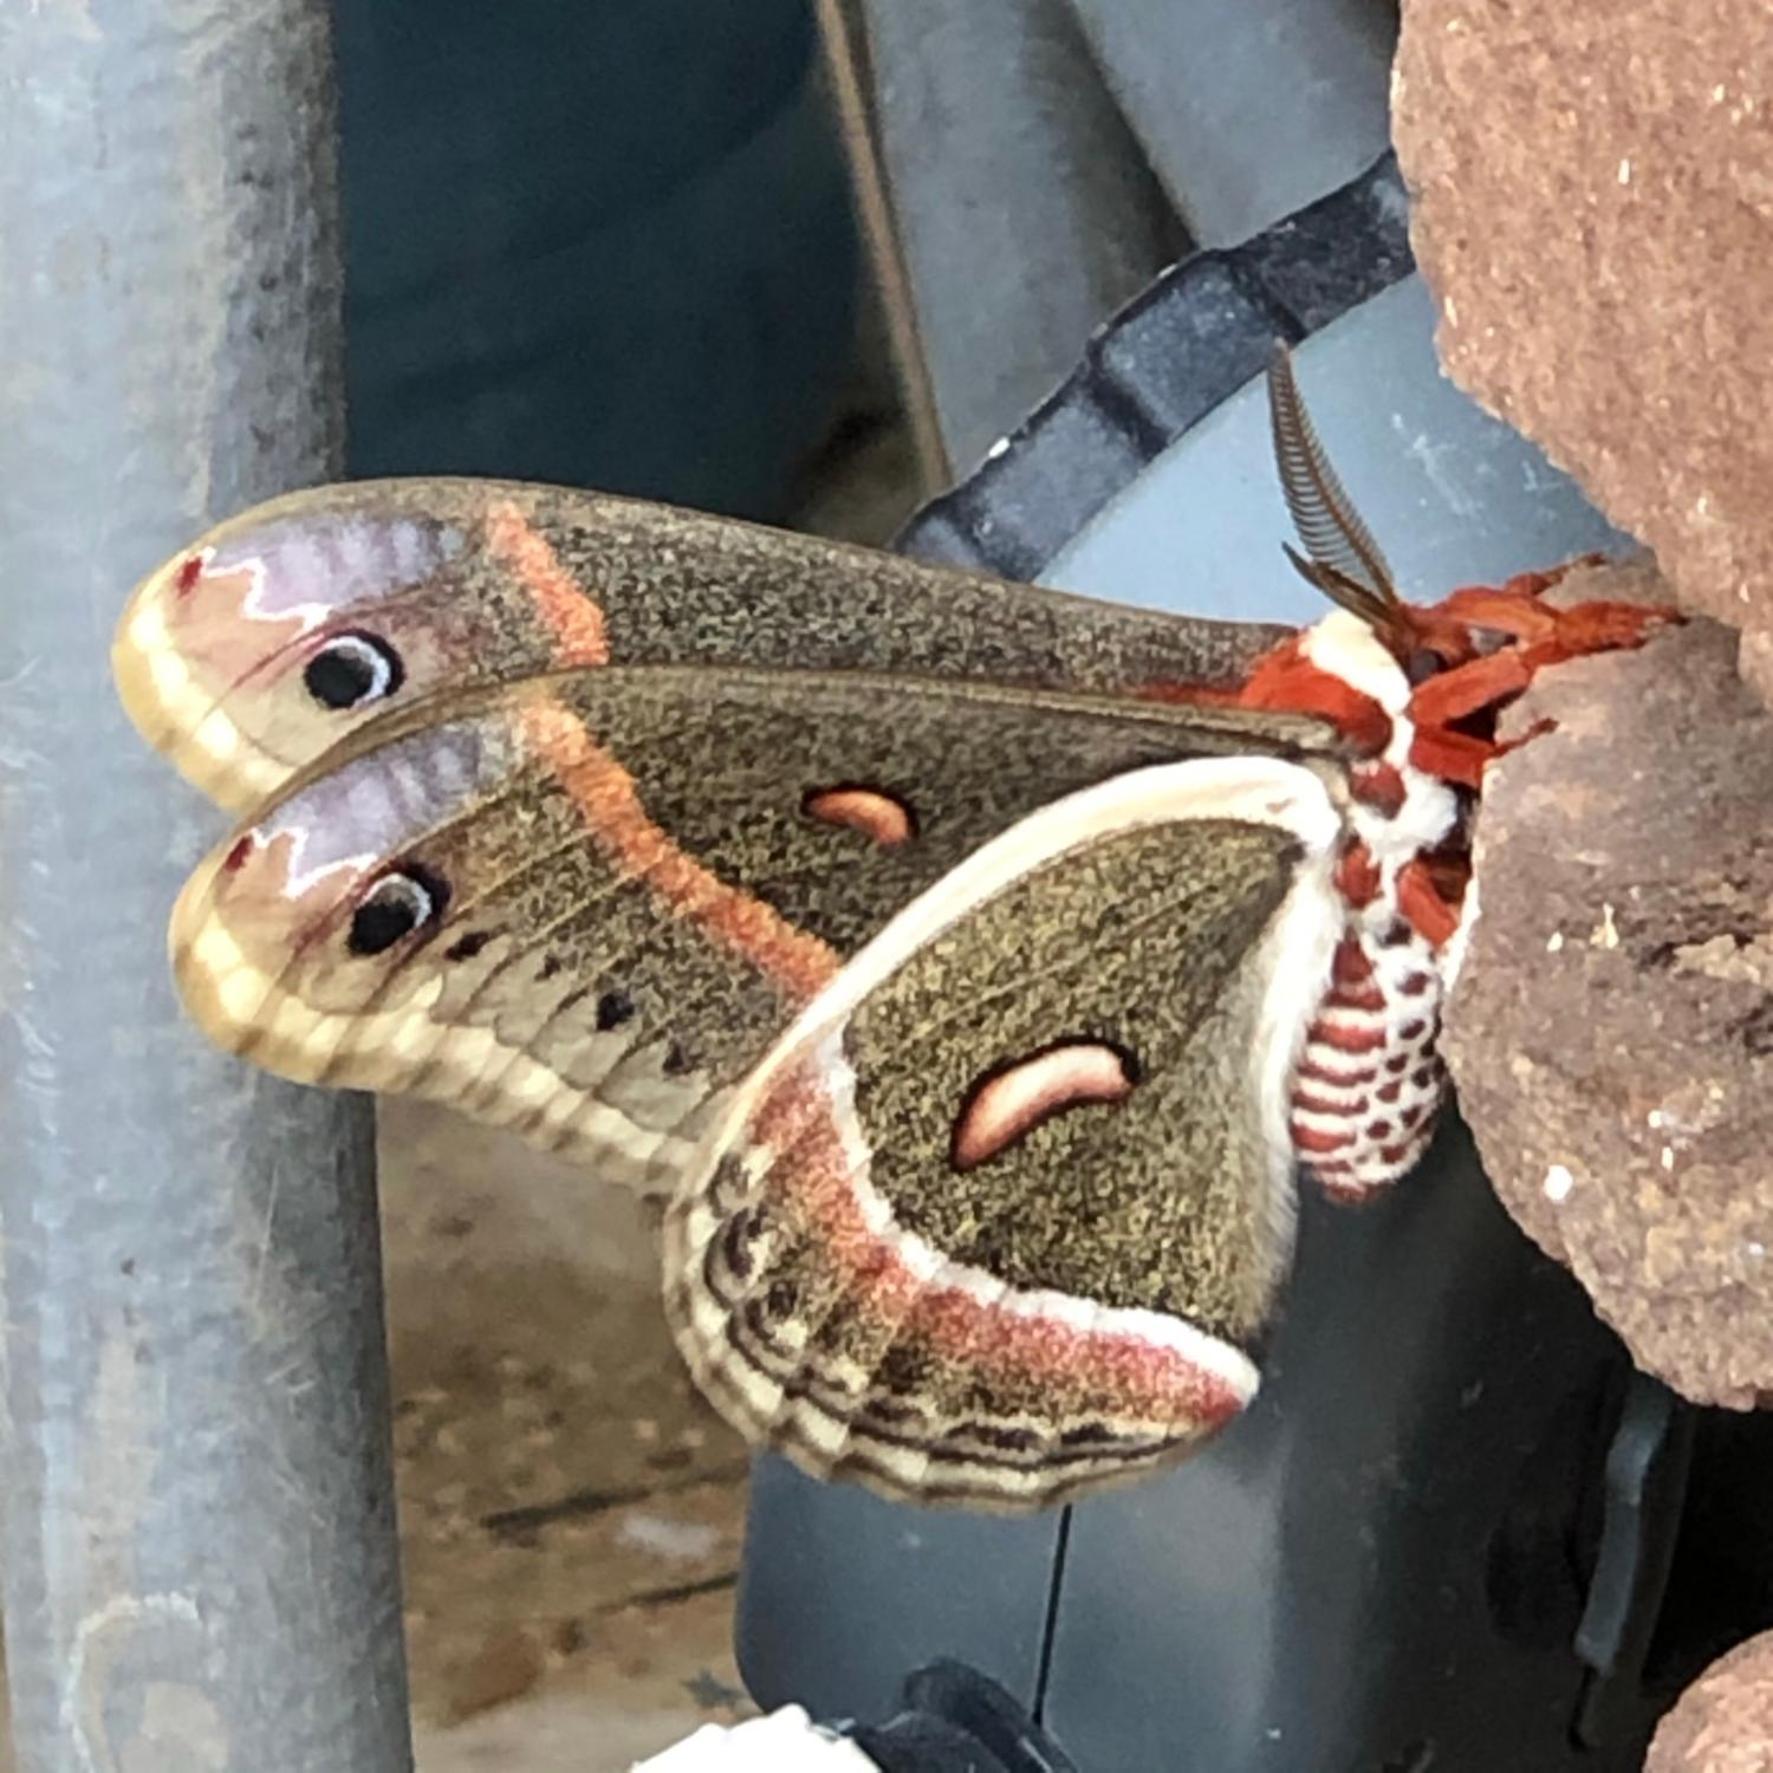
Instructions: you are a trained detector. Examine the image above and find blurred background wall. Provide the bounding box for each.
[333,0,862,520]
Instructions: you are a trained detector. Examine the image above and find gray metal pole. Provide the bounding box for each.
[1071,0,1396,247]
[0,7,412,1772]
[841,0,1185,475]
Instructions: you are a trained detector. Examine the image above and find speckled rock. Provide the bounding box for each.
[1647,1631,1773,1771]
[1443,560,1773,1407]
[1393,0,1773,709]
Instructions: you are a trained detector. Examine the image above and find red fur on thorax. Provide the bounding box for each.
[1350,763,1407,815]
[1334,841,1381,908]
[1232,638,1393,753]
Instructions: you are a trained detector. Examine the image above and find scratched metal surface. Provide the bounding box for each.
[0,6,410,1770]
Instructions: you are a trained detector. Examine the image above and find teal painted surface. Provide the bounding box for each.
[336,3,859,519]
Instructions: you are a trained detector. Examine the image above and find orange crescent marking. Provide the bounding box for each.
[518,698,838,1005]
[803,786,916,847]
[951,1043,1135,1172]
[485,501,611,666]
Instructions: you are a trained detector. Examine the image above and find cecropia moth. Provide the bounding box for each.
[113,347,1669,1509]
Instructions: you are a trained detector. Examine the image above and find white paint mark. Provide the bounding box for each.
[1591,903,1620,950]
[63,1593,205,1772]
[635,1706,877,1770]
[617,1513,723,1563]
[1618,157,1632,185]
[1544,1163,1575,1203]
[1546,930,1565,953]
[1388,413,1480,518]
[1661,1145,1676,1172]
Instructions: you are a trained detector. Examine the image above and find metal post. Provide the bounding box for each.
[831,0,1186,475]
[1070,0,1395,247]
[0,6,412,1771]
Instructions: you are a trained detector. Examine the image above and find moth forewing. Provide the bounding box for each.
[663,757,1350,1511]
[167,666,1351,1202]
[114,475,1299,815]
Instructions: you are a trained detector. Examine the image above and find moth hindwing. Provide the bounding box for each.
[664,756,1347,1511]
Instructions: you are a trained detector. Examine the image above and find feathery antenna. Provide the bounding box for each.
[1266,342,1402,630]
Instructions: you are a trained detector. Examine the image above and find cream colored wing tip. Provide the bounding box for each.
[111,554,283,814]
[165,851,259,1055]
[110,556,180,745]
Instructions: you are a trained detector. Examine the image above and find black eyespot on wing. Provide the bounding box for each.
[663,1040,692,1075]
[595,988,635,1031]
[347,864,449,956]
[444,930,492,963]
[303,631,405,711]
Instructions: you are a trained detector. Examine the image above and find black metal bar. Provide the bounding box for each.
[0,5,412,1769]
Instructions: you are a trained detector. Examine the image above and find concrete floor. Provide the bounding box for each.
[387,1100,754,1770]
[0,401,919,1773]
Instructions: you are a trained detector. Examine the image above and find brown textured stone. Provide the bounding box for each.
[1443,561,1773,1407]
[1393,0,1773,708]
[1647,1632,1773,1771]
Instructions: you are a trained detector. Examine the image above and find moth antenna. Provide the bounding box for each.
[1267,342,1402,620]
[1280,543,1394,630]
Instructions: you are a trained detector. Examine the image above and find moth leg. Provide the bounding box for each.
[1529,598,1681,659]
[1431,565,1675,657]
[1396,855,1464,949]
[1407,647,1533,728]
[1407,591,1676,787]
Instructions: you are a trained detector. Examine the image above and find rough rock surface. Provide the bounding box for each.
[1647,1632,1773,1772]
[1443,561,1773,1407]
[1393,1,1773,709]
